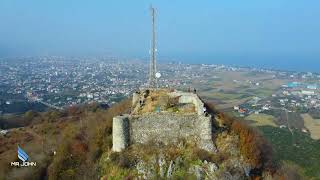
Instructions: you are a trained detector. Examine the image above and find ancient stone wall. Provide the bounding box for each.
[112,115,130,152]
[132,92,139,107]
[168,91,205,115]
[112,113,216,152]
[112,90,216,152]
[130,113,199,145]
[130,113,216,152]
[197,115,216,152]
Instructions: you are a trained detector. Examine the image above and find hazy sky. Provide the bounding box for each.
[0,0,319,68]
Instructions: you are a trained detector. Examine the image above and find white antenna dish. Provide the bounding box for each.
[155,72,161,78]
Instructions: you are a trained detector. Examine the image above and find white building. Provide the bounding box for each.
[301,90,315,96]
[279,125,286,129]
[307,85,317,90]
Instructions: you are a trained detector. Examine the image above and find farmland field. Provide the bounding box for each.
[259,126,320,179]
[244,114,277,127]
[301,113,320,140]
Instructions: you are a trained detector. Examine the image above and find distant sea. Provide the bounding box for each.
[202,59,320,73]
[166,54,320,73]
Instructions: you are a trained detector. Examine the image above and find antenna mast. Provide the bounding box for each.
[148,6,157,88]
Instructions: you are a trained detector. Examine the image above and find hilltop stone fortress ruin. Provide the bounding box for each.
[110,6,216,154]
[112,89,216,152]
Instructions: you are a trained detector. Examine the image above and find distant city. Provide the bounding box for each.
[1,56,320,116]
[1,56,320,178]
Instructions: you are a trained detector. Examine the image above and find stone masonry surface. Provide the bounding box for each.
[112,89,216,152]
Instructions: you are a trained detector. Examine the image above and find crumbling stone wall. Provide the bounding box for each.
[197,115,216,152]
[169,91,205,115]
[112,90,216,152]
[130,113,216,152]
[112,115,130,152]
[130,113,199,145]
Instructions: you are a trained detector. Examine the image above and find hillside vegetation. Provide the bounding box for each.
[0,99,131,179]
[0,97,300,179]
[259,125,320,179]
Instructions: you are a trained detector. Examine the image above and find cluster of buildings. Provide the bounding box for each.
[0,57,147,111]
[1,57,320,115]
[278,81,320,109]
[0,57,212,113]
[234,79,320,118]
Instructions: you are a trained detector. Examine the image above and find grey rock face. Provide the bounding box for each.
[208,162,218,173]
[136,160,147,179]
[158,154,166,177]
[136,160,156,179]
[189,165,205,180]
[167,160,175,178]
[203,160,218,173]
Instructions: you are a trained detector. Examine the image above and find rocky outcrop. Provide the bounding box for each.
[134,154,221,180]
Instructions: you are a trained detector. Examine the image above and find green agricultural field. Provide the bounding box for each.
[258,126,320,179]
[200,91,246,101]
[244,88,274,97]
[244,114,277,127]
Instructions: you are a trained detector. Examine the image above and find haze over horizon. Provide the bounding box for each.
[1,0,320,72]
